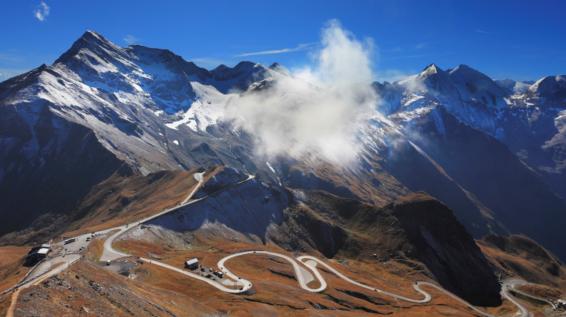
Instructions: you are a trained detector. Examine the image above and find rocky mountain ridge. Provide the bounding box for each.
[1,30,565,264]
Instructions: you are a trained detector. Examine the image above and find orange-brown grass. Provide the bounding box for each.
[84,237,105,262]
[478,238,566,290]
[0,292,11,317]
[478,239,565,316]
[482,296,526,316]
[292,161,408,208]
[62,170,200,239]
[0,246,30,317]
[517,284,562,301]
[13,259,217,317]
[0,246,30,293]
[114,237,499,316]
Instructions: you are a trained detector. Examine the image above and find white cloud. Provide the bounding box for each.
[123,34,139,45]
[224,20,378,166]
[34,1,50,22]
[236,43,316,57]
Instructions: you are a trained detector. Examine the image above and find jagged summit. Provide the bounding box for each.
[495,78,533,94]
[414,63,457,96]
[417,63,450,84]
[211,61,260,78]
[448,64,507,108]
[448,64,489,79]
[420,63,444,76]
[269,62,281,69]
[529,75,566,103]
[54,30,122,65]
[82,30,111,43]
[48,31,270,91]
[448,64,495,84]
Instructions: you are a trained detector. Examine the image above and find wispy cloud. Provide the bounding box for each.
[34,1,50,22]
[236,42,316,57]
[123,34,139,45]
[381,42,429,54]
[475,28,490,34]
[415,42,428,50]
[225,21,376,166]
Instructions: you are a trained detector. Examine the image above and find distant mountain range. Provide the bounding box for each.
[1,29,565,268]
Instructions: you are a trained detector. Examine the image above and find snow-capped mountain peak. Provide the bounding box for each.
[2,31,566,266]
[420,63,443,76]
[416,63,457,95]
[447,64,507,109]
[0,30,278,174]
[528,75,566,105]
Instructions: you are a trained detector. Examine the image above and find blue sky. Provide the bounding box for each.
[1,0,565,82]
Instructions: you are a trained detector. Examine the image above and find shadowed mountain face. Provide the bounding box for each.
[0,101,127,235]
[0,32,269,238]
[0,31,564,270]
[387,194,502,307]
[138,167,501,306]
[386,106,566,260]
[269,191,502,306]
[148,175,288,240]
[381,64,566,201]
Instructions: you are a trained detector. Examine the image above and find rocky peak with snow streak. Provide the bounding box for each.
[528,75,566,106]
[379,63,566,203]
[2,31,566,264]
[0,30,275,174]
[447,64,507,109]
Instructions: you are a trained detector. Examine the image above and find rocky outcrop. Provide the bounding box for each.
[272,190,502,306]
[394,106,566,261]
[387,194,502,306]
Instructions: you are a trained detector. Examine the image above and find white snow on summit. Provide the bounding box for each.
[165,82,237,132]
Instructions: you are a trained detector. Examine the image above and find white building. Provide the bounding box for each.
[185,258,199,270]
[37,248,50,255]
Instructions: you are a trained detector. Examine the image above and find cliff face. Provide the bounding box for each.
[386,106,566,261]
[387,194,502,306]
[271,191,502,306]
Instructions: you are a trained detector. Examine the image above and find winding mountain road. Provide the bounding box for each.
[217,252,534,317]
[98,171,538,317]
[505,279,557,310]
[100,172,256,292]
[100,172,206,262]
[6,256,81,317]
[218,251,326,293]
[5,171,546,317]
[5,172,208,311]
[297,255,430,303]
